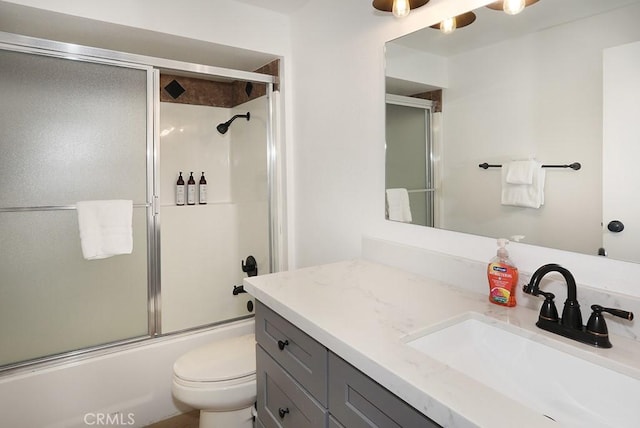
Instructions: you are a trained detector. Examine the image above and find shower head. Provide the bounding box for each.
[216,112,250,134]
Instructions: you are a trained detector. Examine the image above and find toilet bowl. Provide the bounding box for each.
[172,333,256,428]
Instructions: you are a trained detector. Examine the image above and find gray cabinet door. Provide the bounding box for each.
[256,301,328,405]
[257,345,328,428]
[328,353,441,428]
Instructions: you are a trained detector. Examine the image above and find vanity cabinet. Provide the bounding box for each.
[328,353,439,428]
[255,301,328,427]
[255,301,441,428]
[256,346,327,427]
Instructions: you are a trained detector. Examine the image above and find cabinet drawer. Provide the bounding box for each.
[329,352,440,428]
[256,301,328,405]
[257,345,328,428]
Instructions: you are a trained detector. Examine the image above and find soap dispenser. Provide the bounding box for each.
[487,238,519,307]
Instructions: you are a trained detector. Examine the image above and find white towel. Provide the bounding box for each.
[76,200,133,260]
[505,160,537,184]
[386,188,412,223]
[501,162,546,208]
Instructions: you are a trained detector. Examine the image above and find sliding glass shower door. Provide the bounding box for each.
[0,48,153,367]
[0,36,278,372]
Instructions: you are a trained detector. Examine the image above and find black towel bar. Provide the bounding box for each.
[478,162,581,170]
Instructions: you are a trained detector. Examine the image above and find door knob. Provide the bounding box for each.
[607,220,624,233]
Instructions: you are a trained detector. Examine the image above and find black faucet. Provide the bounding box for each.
[523,263,634,348]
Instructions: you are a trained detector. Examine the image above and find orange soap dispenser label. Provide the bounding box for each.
[488,263,518,307]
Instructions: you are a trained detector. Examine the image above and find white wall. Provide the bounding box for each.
[0,0,291,56]
[385,43,449,90]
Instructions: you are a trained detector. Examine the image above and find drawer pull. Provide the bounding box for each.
[277,339,289,350]
[278,407,290,419]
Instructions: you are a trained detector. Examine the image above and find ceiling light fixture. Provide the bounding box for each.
[503,0,525,15]
[486,0,539,15]
[429,11,476,34]
[372,0,430,18]
[440,17,457,34]
[393,0,410,18]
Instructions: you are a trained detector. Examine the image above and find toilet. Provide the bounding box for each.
[172,333,257,428]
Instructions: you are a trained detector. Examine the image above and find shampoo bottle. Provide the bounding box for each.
[187,172,196,205]
[176,172,185,206]
[198,172,207,205]
[487,239,518,307]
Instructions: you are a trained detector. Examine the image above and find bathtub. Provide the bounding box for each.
[0,319,254,427]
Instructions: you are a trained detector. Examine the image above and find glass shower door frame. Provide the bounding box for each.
[0,31,281,373]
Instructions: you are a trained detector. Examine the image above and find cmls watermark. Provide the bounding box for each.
[84,412,135,426]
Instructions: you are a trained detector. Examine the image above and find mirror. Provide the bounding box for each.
[385,0,640,263]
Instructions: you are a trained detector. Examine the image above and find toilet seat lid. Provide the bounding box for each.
[173,333,256,382]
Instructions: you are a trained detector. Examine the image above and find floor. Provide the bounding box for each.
[145,410,199,428]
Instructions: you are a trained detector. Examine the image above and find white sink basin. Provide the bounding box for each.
[405,313,640,428]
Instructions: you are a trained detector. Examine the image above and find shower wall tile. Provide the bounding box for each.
[160,59,279,108]
[160,74,236,107]
[411,89,442,112]
[159,102,231,206]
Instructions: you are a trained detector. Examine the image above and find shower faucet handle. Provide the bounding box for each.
[241,255,258,277]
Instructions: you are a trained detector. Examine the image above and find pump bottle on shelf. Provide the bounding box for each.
[176,171,185,206]
[187,172,196,205]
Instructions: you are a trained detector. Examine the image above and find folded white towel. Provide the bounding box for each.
[76,200,133,260]
[386,188,412,223]
[505,160,538,184]
[501,163,546,208]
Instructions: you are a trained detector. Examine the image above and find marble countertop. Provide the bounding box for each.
[243,259,640,428]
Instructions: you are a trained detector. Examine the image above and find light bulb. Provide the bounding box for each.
[392,0,411,18]
[503,0,525,15]
[440,16,457,34]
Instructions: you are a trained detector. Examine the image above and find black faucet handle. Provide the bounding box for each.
[524,286,559,322]
[591,304,634,321]
[522,283,536,295]
[586,305,634,348]
[538,291,559,322]
[587,304,634,337]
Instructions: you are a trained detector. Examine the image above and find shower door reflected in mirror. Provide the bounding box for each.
[385,95,435,227]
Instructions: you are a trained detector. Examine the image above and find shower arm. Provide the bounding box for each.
[228,112,250,124]
[222,112,250,128]
[216,112,250,134]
